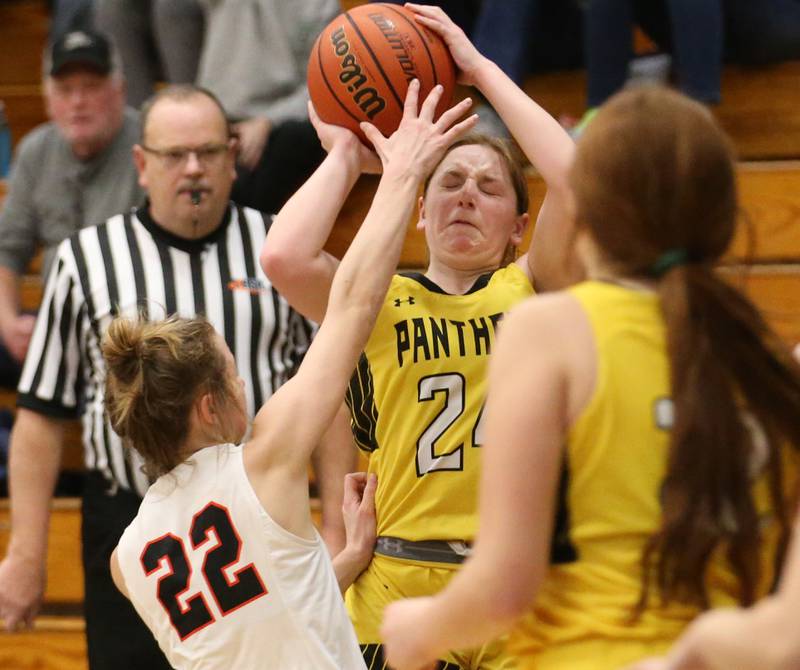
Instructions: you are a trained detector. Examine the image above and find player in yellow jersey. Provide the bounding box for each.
[260,5,578,668]
[626,354,800,669]
[381,79,800,670]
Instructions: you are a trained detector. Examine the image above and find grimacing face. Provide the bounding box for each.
[45,68,125,157]
[134,94,236,229]
[418,144,527,272]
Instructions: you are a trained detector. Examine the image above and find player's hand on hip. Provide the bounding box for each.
[381,596,441,670]
[341,471,377,564]
[0,552,45,632]
[360,79,477,183]
[404,3,488,87]
[307,101,382,175]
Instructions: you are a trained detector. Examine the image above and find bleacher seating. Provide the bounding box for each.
[0,2,799,668]
[523,63,800,161]
[0,0,47,145]
[0,498,85,668]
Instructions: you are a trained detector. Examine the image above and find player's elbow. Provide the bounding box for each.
[479,560,540,625]
[489,581,535,624]
[260,244,297,291]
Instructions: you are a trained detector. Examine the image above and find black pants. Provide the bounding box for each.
[0,343,21,390]
[82,472,173,670]
[584,0,723,106]
[232,118,326,215]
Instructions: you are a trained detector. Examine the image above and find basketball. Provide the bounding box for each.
[307,3,457,145]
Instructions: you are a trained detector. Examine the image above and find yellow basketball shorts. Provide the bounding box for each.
[346,553,517,670]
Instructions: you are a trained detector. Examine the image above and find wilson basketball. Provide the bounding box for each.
[307,3,456,145]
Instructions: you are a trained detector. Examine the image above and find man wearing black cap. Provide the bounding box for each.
[0,30,142,375]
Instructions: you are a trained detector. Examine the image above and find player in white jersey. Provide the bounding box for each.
[104,82,478,669]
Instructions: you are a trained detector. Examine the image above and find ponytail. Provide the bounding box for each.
[103,315,234,479]
[569,86,800,616]
[637,264,800,612]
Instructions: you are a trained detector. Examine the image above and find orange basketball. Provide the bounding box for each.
[307,3,456,145]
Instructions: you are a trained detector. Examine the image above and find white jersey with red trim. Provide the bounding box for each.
[116,443,366,670]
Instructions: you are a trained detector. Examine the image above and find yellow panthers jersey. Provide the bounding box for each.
[509,280,794,670]
[346,265,533,544]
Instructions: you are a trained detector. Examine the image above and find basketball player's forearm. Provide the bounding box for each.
[0,267,21,324]
[5,411,64,562]
[266,172,419,458]
[262,145,362,320]
[472,59,574,190]
[265,144,360,267]
[312,407,358,556]
[326,170,416,319]
[332,546,371,593]
[419,559,527,655]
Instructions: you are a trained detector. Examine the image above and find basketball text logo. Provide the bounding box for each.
[330,26,386,119]
[368,13,421,84]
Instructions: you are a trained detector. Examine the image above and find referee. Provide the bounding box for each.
[0,85,352,669]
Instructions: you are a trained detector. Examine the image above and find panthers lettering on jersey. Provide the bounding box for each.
[346,265,533,543]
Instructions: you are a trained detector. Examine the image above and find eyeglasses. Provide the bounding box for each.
[141,142,231,169]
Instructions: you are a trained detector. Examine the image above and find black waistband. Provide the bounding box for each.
[375,536,473,565]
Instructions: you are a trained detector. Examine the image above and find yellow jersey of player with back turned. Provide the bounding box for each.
[509,280,794,670]
[346,264,533,544]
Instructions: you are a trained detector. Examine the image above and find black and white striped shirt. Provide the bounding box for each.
[17,203,313,496]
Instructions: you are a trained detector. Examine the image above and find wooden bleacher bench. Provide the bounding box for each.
[523,62,800,162]
[0,0,47,144]
[1,0,800,162]
[0,498,83,605]
[9,159,800,345]
[0,497,86,670]
[0,624,87,670]
[332,163,800,266]
[328,163,800,347]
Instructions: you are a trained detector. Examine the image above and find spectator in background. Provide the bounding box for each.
[375,0,583,137]
[94,0,204,108]
[0,30,142,386]
[49,0,94,42]
[724,0,800,65]
[471,0,582,136]
[574,0,722,134]
[195,0,338,214]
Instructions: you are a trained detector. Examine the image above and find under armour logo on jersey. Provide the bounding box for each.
[393,296,415,307]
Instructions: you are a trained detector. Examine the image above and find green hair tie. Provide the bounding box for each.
[649,249,689,277]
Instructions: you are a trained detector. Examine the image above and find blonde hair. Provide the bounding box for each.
[102,315,238,479]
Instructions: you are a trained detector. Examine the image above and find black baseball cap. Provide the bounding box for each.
[50,30,112,77]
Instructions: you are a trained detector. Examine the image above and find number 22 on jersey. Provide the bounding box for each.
[140,501,268,640]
